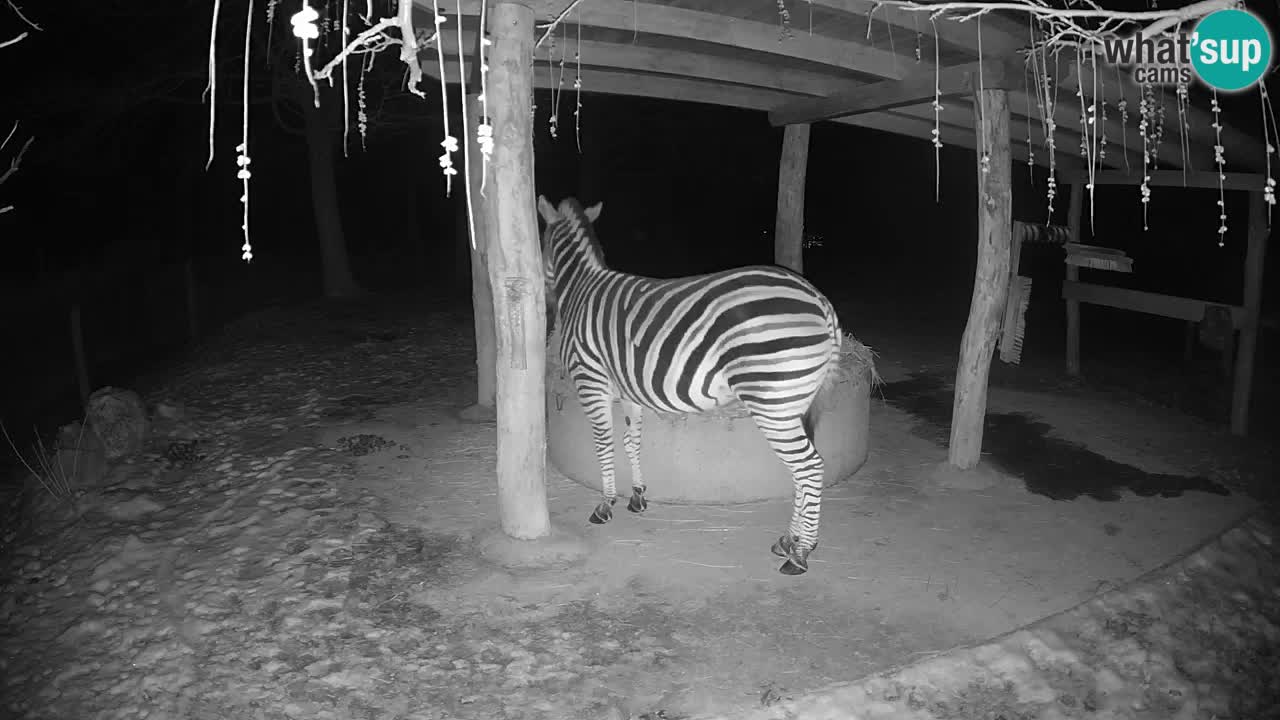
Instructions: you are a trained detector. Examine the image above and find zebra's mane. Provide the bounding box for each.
[555,198,608,268]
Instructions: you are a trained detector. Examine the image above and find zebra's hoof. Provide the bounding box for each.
[778,559,808,575]
[627,491,647,513]
[771,534,795,558]
[589,501,614,525]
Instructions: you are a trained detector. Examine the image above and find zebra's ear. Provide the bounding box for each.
[537,196,558,224]
[584,202,603,223]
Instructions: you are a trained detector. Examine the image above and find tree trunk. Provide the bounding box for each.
[485,1,550,540]
[948,89,1012,470]
[774,123,810,273]
[465,93,498,411]
[304,102,362,299]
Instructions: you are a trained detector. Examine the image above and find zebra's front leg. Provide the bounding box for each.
[579,391,619,525]
[750,413,826,575]
[619,399,647,514]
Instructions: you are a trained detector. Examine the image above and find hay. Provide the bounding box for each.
[546,325,879,420]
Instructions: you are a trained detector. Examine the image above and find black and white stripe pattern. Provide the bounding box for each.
[537,196,843,575]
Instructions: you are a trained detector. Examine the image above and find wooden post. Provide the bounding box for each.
[948,89,1012,470]
[70,303,90,405]
[465,90,497,413]
[484,1,550,540]
[1230,191,1270,435]
[774,123,810,273]
[1064,182,1085,376]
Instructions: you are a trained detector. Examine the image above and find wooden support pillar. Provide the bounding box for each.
[465,90,497,414]
[1064,182,1085,376]
[484,1,550,540]
[774,123,810,274]
[948,89,1012,470]
[1230,191,1270,436]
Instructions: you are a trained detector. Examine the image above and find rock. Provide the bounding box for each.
[86,387,150,460]
[52,421,108,491]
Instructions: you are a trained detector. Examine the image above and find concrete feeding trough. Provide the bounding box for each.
[546,329,877,505]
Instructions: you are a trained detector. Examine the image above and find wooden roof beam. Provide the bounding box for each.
[423,56,1090,174]
[448,0,916,81]
[443,28,845,97]
[769,57,1022,126]
[1058,167,1269,191]
[807,1,1029,55]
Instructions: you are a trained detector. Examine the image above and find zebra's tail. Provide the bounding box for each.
[801,303,844,442]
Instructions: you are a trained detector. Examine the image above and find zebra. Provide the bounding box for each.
[537,195,844,575]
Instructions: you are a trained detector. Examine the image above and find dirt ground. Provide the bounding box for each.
[1,291,1277,720]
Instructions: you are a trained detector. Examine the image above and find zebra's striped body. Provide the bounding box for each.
[537,196,843,575]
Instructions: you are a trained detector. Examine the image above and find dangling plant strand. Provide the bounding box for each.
[1260,82,1278,216]
[430,0,457,194]
[237,0,255,262]
[357,57,370,150]
[551,21,568,139]
[1098,64,1109,166]
[929,15,943,201]
[454,5,477,250]
[976,16,990,177]
[290,2,322,106]
[341,0,351,157]
[1138,82,1153,230]
[1074,48,1091,225]
[1211,90,1227,246]
[574,13,584,153]
[204,0,221,170]
[1025,56,1035,177]
[547,29,559,138]
[266,0,277,60]
[914,12,922,62]
[1175,80,1191,186]
[1115,63,1129,174]
[477,0,493,193]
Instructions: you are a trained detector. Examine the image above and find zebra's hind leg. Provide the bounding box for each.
[620,400,648,514]
[747,412,825,575]
[577,387,619,525]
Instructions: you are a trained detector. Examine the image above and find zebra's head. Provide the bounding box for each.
[537,195,605,302]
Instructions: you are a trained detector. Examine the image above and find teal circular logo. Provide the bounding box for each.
[1191,9,1272,91]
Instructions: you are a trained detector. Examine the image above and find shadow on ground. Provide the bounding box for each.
[880,373,1231,502]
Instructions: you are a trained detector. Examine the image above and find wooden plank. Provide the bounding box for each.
[769,58,1021,126]
[774,123,810,273]
[484,1,551,541]
[1060,168,1270,192]
[1065,182,1084,376]
[1231,192,1270,436]
[1063,280,1246,326]
[948,87,1012,471]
